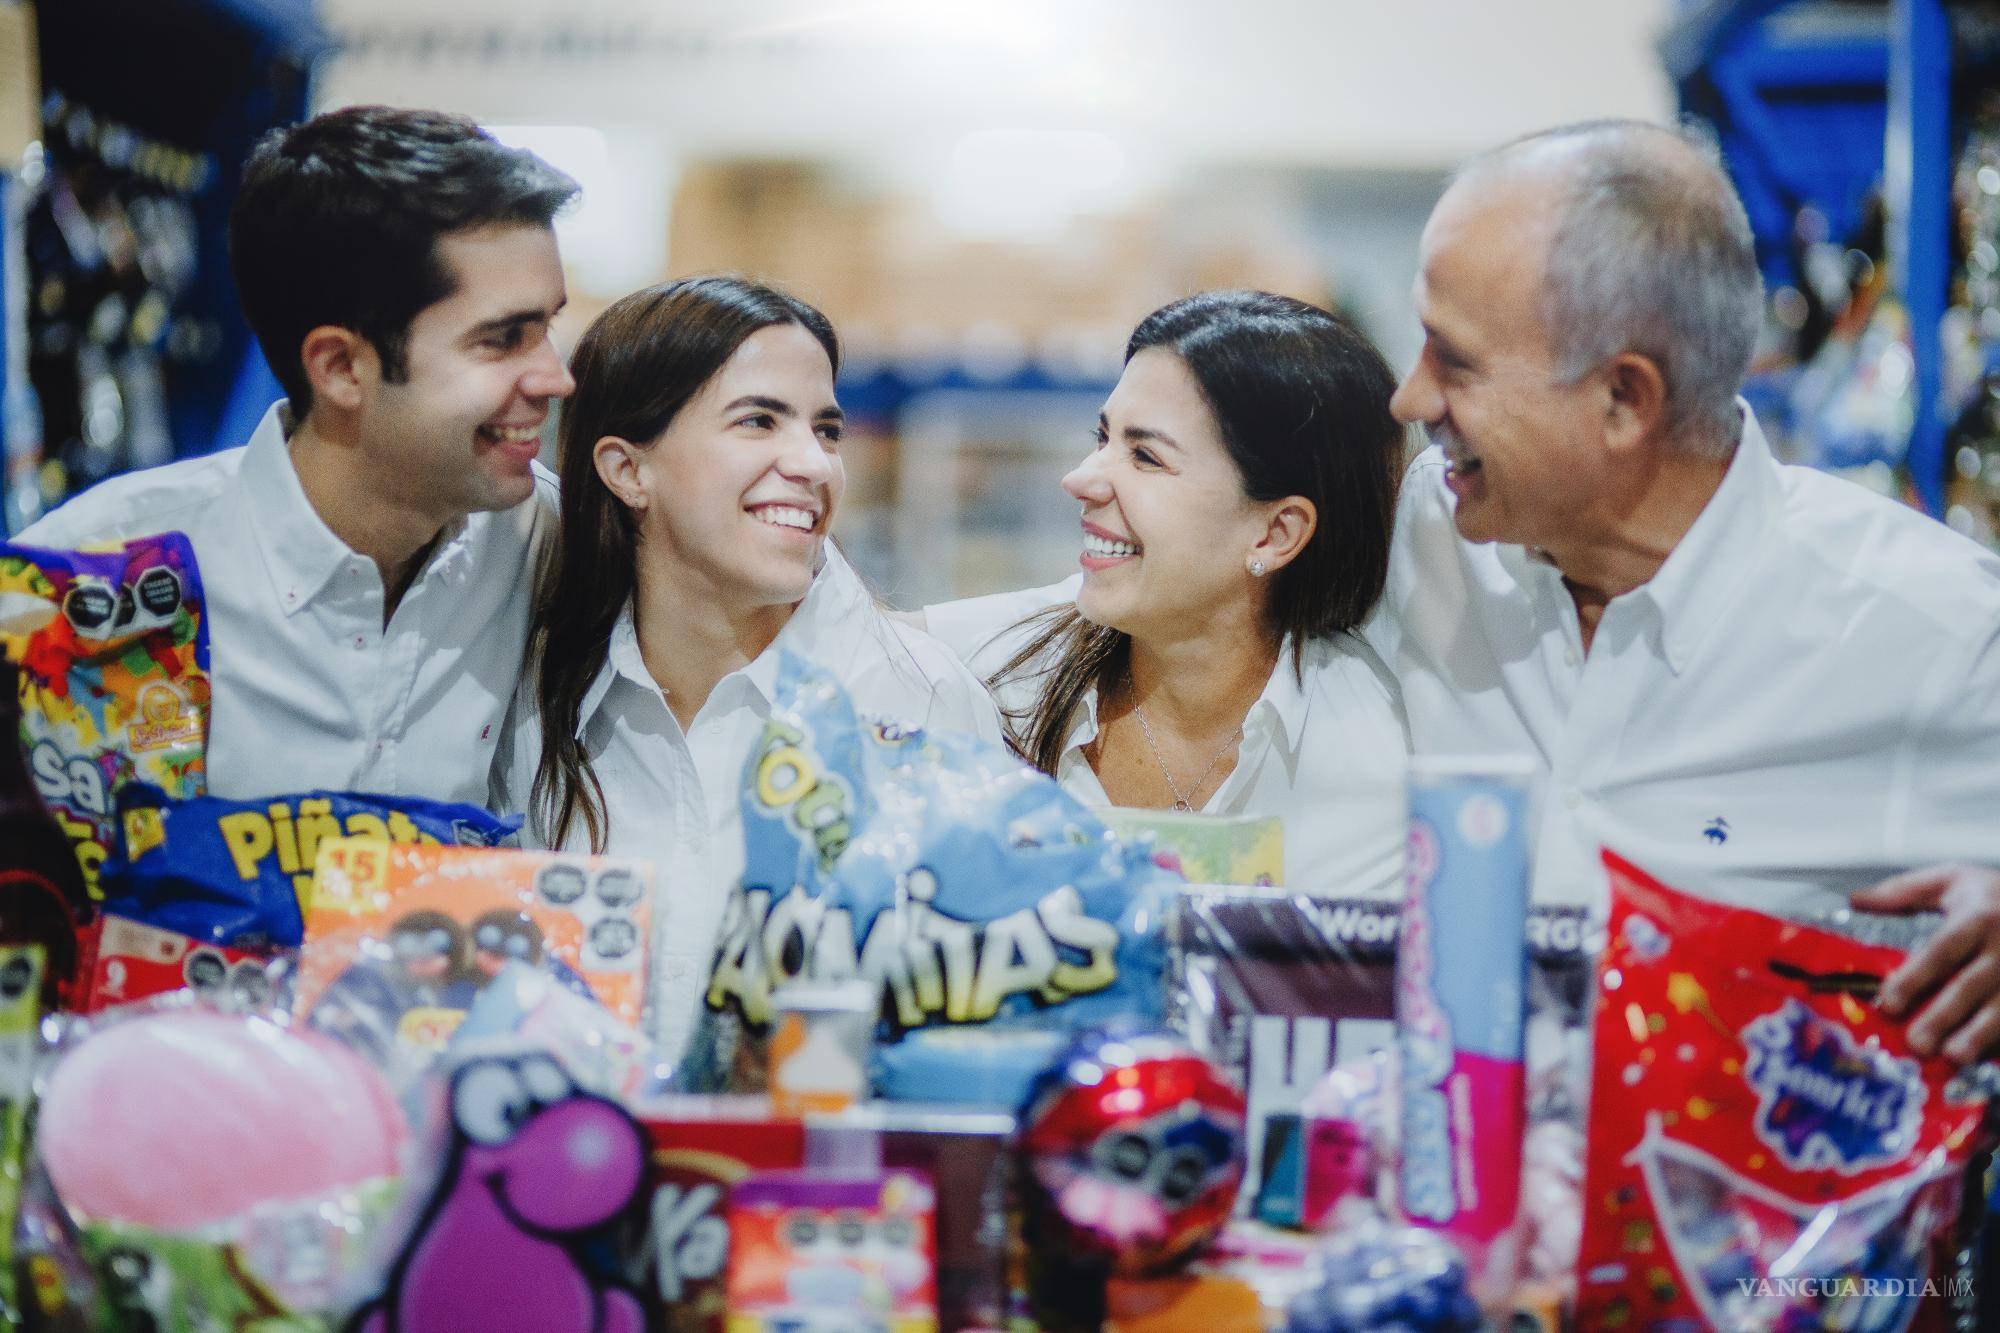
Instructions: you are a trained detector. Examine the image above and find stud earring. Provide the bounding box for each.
[1248,558,1266,577]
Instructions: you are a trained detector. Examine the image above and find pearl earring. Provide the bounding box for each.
[1248,558,1266,577]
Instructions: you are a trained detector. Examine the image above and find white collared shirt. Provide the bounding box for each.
[924,582,1410,900]
[1367,408,2000,916]
[493,546,1003,1063]
[19,403,554,806]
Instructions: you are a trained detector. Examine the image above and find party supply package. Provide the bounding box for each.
[1576,850,1993,1331]
[1099,809,1284,887]
[77,785,519,1013]
[1,534,210,896]
[296,840,654,1065]
[693,652,1179,1103]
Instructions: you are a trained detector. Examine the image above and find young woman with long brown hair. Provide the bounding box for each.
[919,290,1409,898]
[493,276,998,1061]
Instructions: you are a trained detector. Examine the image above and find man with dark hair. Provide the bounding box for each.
[23,106,580,805]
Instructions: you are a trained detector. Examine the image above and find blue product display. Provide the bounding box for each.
[695,652,1178,1099]
[96,783,519,949]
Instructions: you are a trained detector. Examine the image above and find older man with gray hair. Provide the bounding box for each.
[1370,119,2000,1064]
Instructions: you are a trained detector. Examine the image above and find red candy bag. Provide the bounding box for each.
[1577,851,1991,1332]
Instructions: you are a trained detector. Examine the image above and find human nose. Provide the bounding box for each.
[1390,356,1440,427]
[1062,449,1113,505]
[523,336,577,402]
[776,422,836,486]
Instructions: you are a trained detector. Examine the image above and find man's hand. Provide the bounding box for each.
[1853,864,2000,1065]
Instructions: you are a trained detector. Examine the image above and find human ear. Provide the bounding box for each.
[1250,496,1318,575]
[299,326,370,413]
[1603,351,1668,452]
[591,436,648,513]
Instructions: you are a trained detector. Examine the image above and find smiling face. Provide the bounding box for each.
[1062,349,1274,640]
[358,223,574,525]
[613,322,844,612]
[1390,170,1612,551]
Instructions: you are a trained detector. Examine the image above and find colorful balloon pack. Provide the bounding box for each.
[297,840,654,1064]
[697,652,1176,1097]
[1576,851,1992,1332]
[1,534,210,897]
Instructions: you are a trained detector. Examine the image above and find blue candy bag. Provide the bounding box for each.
[695,652,1176,1097]
[96,784,520,951]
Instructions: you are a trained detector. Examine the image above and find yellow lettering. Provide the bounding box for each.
[218,812,274,881]
[757,745,813,809]
[268,802,300,875]
[293,800,340,878]
[343,813,389,840]
[384,811,420,844]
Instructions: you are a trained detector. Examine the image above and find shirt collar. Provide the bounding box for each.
[242,403,353,617]
[243,401,476,616]
[575,544,878,736]
[1627,403,1779,675]
[1057,633,1313,763]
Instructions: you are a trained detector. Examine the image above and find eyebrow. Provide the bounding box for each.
[724,394,844,422]
[465,301,565,342]
[1421,321,1473,366]
[1101,412,1182,452]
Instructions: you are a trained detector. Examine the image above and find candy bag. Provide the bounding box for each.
[695,652,1176,1099]
[1576,850,1992,1331]
[98,783,520,951]
[296,840,655,1076]
[32,1000,406,1329]
[2,534,210,896]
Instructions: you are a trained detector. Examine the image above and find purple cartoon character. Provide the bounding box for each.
[352,1052,646,1333]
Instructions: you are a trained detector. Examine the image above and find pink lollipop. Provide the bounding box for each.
[40,1010,406,1230]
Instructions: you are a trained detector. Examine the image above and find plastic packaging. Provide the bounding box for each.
[31,1000,406,1327]
[350,1050,649,1333]
[1393,758,1531,1299]
[1281,1217,1482,1333]
[1018,1030,1247,1284]
[696,652,1177,1099]
[1575,850,1994,1331]
[2,534,210,897]
[297,840,654,1074]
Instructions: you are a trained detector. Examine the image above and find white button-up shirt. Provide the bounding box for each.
[19,403,553,806]
[1367,408,2000,916]
[493,545,1003,1063]
[924,582,1409,900]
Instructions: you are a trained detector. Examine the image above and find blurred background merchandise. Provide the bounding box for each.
[4,2,1996,588]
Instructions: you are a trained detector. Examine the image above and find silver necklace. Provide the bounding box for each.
[1126,681,1242,813]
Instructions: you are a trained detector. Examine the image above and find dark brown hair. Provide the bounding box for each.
[529,276,839,850]
[231,106,578,417]
[991,290,1401,776]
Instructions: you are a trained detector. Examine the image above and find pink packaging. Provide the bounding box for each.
[1393,757,1532,1297]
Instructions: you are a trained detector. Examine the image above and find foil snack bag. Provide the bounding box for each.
[1,534,210,896]
[1577,850,1992,1332]
[694,652,1177,1097]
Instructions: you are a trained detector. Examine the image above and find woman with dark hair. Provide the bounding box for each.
[920,290,1408,898]
[493,276,998,1060]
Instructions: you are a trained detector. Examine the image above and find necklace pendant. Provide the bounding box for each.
[1174,800,1193,813]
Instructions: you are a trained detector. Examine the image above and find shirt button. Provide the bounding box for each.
[1563,645,1580,667]
[1564,788,1584,811]
[354,636,366,649]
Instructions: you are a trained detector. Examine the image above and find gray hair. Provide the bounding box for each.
[1458,120,1763,456]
